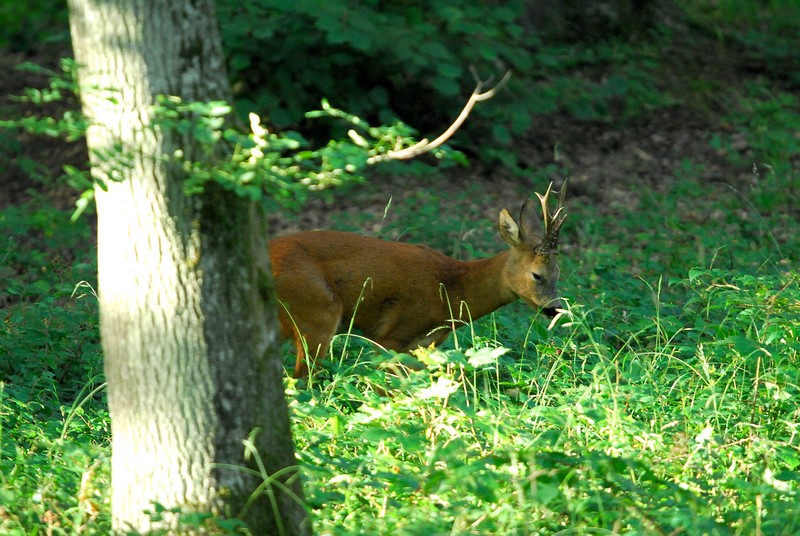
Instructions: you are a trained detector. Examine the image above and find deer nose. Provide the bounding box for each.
[542,307,559,318]
[541,297,562,318]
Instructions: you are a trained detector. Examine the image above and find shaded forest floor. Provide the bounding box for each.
[0,33,795,247]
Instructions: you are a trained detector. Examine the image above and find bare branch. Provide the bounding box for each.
[366,70,511,165]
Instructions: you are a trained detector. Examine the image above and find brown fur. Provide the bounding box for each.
[270,194,566,378]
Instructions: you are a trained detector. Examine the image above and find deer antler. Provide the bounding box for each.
[535,180,568,253]
[366,68,511,165]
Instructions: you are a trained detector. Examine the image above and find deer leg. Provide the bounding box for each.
[278,295,342,379]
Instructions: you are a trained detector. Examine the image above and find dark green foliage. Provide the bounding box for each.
[0,0,69,51]
[217,0,670,164]
[219,1,529,126]
[0,203,99,407]
[684,0,800,85]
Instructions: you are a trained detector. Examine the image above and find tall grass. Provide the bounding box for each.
[292,264,799,535]
[2,178,798,535]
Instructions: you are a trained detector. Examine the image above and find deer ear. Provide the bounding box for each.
[498,209,522,247]
[519,198,544,240]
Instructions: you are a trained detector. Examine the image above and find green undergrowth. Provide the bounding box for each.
[1,200,108,534]
[2,178,799,534]
[293,265,800,535]
[291,156,799,533]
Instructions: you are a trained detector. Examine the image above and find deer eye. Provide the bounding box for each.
[531,272,543,282]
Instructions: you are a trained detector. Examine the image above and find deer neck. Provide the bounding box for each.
[445,251,516,321]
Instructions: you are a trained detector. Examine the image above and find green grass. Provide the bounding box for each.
[289,156,799,533]
[1,198,109,534]
[2,167,797,535]
[291,266,799,535]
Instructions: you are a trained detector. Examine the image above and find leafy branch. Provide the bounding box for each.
[1,59,508,217]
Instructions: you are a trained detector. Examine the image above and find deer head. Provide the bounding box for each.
[498,181,567,317]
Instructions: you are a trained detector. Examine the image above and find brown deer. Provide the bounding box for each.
[269,182,567,378]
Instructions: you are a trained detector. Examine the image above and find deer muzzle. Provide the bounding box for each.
[541,296,562,318]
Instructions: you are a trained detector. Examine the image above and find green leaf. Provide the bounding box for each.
[466,346,508,368]
[491,124,512,145]
[429,75,461,97]
[688,268,707,283]
[726,335,762,357]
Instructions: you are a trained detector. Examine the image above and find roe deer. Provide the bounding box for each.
[269,182,567,378]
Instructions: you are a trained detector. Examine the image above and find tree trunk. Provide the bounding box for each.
[67,1,309,533]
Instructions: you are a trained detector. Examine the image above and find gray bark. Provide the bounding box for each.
[67,0,309,533]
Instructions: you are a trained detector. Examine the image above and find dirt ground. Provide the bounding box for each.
[0,39,770,238]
